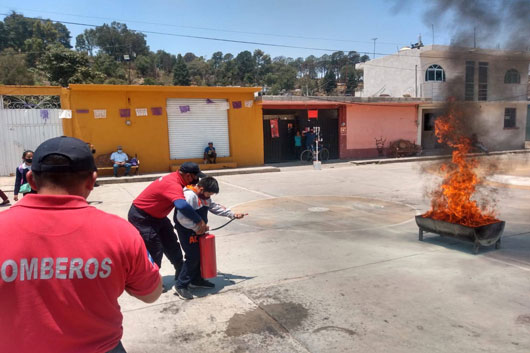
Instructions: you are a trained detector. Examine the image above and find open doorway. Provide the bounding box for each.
[263,109,339,163]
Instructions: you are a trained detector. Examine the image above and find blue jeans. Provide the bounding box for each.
[113,163,131,176]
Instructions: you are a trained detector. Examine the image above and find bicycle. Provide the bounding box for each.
[300,145,329,163]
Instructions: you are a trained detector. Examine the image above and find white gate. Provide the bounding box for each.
[167,98,230,160]
[0,109,63,176]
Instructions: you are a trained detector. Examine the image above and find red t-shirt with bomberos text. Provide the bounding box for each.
[132,171,187,218]
[0,194,160,353]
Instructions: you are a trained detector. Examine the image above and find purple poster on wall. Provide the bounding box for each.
[40,110,49,120]
[232,101,242,109]
[151,107,163,115]
[119,109,131,118]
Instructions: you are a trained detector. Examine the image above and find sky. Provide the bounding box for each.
[0,0,454,59]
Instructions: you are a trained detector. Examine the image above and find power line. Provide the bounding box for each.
[2,12,528,63]
[0,13,373,54]
[0,7,403,47]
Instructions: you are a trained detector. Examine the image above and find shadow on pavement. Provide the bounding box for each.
[161,272,255,295]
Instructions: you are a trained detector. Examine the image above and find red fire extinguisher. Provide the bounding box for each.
[199,233,217,279]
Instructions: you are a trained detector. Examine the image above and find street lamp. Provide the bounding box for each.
[371,38,378,60]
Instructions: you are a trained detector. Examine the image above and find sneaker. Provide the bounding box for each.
[174,287,193,300]
[189,278,215,289]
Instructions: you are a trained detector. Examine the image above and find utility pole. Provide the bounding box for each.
[372,38,378,60]
[432,24,434,45]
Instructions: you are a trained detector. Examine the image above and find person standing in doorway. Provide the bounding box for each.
[128,162,208,280]
[304,128,316,150]
[0,136,162,353]
[13,150,35,201]
[294,130,302,159]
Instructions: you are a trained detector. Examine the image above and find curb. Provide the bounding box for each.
[94,166,281,185]
[350,149,530,166]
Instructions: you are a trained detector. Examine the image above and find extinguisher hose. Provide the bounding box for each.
[210,218,236,231]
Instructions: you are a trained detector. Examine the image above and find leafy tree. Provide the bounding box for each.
[173,54,190,86]
[187,57,210,85]
[322,69,337,94]
[183,52,197,63]
[93,52,125,79]
[235,50,255,84]
[75,29,97,56]
[344,68,359,95]
[23,37,45,67]
[253,49,271,85]
[154,50,175,73]
[135,54,157,77]
[0,48,34,84]
[92,22,148,61]
[2,12,70,51]
[39,44,100,86]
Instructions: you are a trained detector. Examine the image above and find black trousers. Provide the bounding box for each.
[107,341,126,353]
[174,207,209,289]
[128,204,183,271]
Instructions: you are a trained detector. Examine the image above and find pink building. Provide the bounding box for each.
[260,96,421,162]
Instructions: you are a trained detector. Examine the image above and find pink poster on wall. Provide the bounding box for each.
[270,119,279,138]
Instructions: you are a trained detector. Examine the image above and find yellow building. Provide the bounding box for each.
[57,85,264,173]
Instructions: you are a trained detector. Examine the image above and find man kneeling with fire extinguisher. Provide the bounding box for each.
[174,176,246,300]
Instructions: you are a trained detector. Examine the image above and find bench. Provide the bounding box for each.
[388,139,421,158]
[95,153,140,176]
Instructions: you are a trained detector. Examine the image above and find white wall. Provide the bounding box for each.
[0,109,63,176]
[358,49,421,98]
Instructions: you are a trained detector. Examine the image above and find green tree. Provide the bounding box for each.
[2,12,70,51]
[322,69,337,94]
[135,54,157,77]
[235,50,255,84]
[187,57,210,85]
[39,44,99,86]
[173,54,190,86]
[253,49,271,85]
[344,69,358,95]
[0,48,34,84]
[92,22,148,61]
[75,29,97,56]
[154,50,176,73]
[93,52,125,79]
[23,37,45,67]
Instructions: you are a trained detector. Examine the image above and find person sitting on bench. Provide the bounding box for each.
[110,145,132,177]
[203,142,216,164]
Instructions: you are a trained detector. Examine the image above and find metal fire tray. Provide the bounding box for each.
[415,215,505,254]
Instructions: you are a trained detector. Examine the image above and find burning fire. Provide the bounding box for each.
[423,105,498,227]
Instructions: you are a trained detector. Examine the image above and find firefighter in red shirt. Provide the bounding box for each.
[128,162,208,279]
[0,136,162,353]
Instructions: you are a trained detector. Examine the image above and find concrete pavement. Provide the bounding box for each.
[1,154,530,352]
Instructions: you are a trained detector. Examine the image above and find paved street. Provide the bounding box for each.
[2,154,530,352]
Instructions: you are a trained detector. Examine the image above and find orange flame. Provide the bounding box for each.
[423,106,498,227]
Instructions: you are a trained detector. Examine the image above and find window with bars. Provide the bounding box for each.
[504,69,520,84]
[465,61,475,101]
[478,62,488,101]
[504,108,516,128]
[425,64,446,82]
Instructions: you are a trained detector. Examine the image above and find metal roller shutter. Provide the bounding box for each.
[167,98,230,160]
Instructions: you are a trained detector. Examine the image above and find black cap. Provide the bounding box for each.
[179,162,206,178]
[32,136,97,173]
